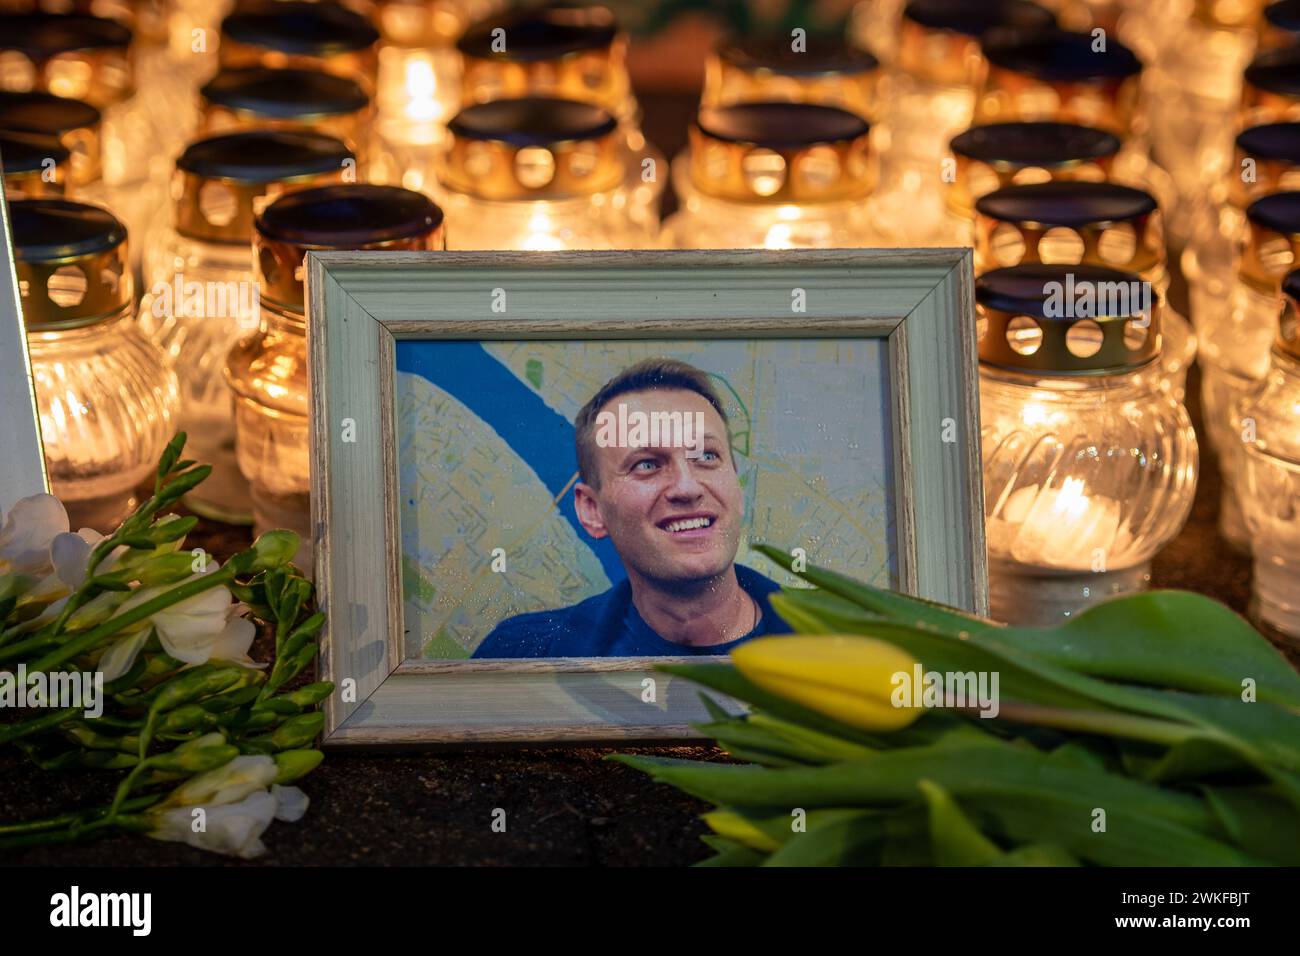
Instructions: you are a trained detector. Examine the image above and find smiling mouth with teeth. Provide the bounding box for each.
[662,516,715,533]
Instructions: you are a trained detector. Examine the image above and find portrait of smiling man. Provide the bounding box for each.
[473,358,791,658]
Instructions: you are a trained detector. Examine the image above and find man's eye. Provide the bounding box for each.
[633,458,658,472]
[699,449,721,462]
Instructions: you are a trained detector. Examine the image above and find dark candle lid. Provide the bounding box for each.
[255,183,442,247]
[0,12,131,57]
[0,90,101,135]
[1247,190,1300,233]
[10,197,124,261]
[1236,122,1300,161]
[0,128,69,174]
[447,96,617,147]
[718,33,878,75]
[1246,46,1300,97]
[177,129,353,182]
[982,26,1141,82]
[977,181,1156,227]
[458,5,618,61]
[951,122,1121,167]
[903,0,1054,36]
[1266,0,1300,34]
[222,1,379,55]
[696,101,870,149]
[200,67,370,118]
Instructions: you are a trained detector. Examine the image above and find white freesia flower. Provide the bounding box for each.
[146,756,309,859]
[16,528,110,630]
[114,561,234,666]
[0,494,68,577]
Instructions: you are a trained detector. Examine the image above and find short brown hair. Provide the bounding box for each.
[574,358,730,487]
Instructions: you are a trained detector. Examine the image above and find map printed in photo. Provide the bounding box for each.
[395,338,896,659]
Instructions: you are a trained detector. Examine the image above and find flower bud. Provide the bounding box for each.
[730,636,923,732]
[273,749,324,784]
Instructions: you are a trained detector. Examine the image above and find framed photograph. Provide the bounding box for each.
[308,249,985,746]
[0,180,49,513]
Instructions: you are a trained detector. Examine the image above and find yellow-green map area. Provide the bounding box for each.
[396,338,895,659]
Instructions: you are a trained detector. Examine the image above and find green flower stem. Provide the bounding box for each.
[0,794,160,837]
[992,701,1197,747]
[0,706,82,746]
[14,564,238,673]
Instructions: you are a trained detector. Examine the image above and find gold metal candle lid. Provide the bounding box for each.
[220,1,381,94]
[0,13,134,109]
[10,198,131,331]
[689,101,874,203]
[199,67,371,159]
[703,33,880,121]
[897,0,1055,88]
[976,263,1161,375]
[977,26,1143,136]
[438,96,622,200]
[1242,45,1300,127]
[254,184,444,312]
[1241,190,1300,291]
[172,130,355,245]
[1,128,68,198]
[948,121,1119,220]
[974,181,1163,282]
[0,90,102,186]
[457,4,630,117]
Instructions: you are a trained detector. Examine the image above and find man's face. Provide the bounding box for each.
[574,387,743,587]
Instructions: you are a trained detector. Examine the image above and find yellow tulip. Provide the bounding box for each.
[731,635,923,732]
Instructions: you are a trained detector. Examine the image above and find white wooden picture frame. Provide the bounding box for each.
[308,248,986,746]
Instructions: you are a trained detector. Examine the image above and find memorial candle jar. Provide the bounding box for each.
[434,96,645,250]
[11,199,178,532]
[219,1,381,93]
[226,185,444,570]
[0,89,102,190]
[945,120,1120,245]
[199,66,372,170]
[455,5,663,244]
[1238,269,1300,646]
[883,0,1055,170]
[0,13,178,266]
[1140,0,1261,229]
[1196,191,1300,550]
[0,128,68,198]
[972,180,1197,397]
[370,0,467,193]
[978,264,1198,625]
[138,130,354,525]
[662,101,878,250]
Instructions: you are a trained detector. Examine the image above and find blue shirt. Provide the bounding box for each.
[472,564,792,658]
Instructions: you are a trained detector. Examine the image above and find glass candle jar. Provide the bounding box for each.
[455,5,663,245]
[1140,0,1260,240]
[0,127,68,198]
[199,66,372,171]
[1195,190,1300,551]
[226,184,445,571]
[219,0,380,93]
[978,263,1198,625]
[370,0,468,193]
[701,33,880,120]
[972,180,1197,398]
[138,129,354,525]
[434,96,646,250]
[1240,43,1300,130]
[1238,269,1300,646]
[945,120,1121,244]
[11,198,179,532]
[662,101,878,250]
[883,1,1056,168]
[0,12,183,269]
[0,89,103,190]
